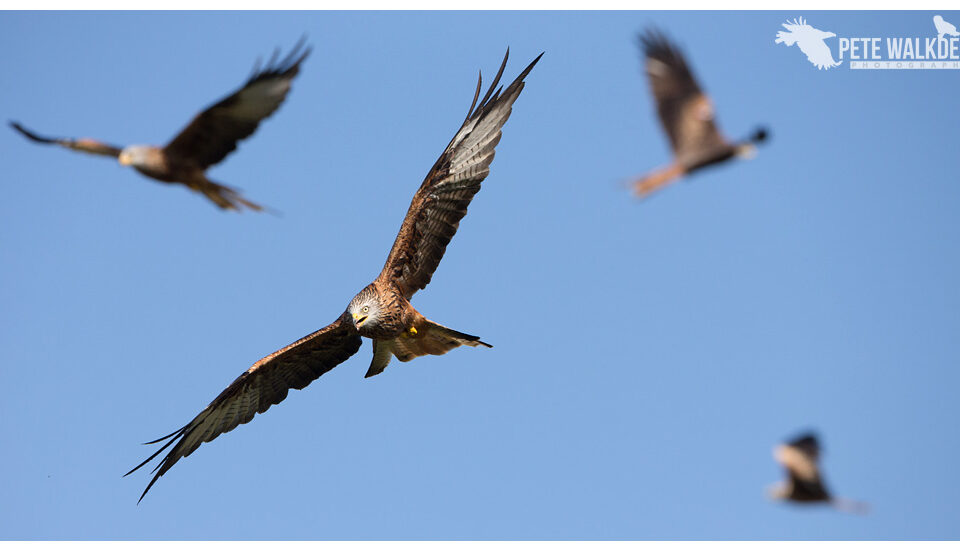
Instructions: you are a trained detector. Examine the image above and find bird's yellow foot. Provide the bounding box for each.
[404,327,418,338]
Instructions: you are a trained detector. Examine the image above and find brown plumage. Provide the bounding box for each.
[9,38,310,211]
[125,50,541,502]
[769,432,869,513]
[632,28,768,198]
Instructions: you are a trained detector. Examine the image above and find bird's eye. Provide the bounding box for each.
[362,306,369,313]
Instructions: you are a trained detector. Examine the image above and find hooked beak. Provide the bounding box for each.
[118,153,131,166]
[352,312,368,328]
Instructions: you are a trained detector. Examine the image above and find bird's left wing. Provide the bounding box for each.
[125,314,361,503]
[10,121,123,158]
[162,39,310,169]
[376,50,542,299]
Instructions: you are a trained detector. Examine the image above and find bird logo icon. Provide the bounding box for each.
[933,15,959,39]
[775,17,841,70]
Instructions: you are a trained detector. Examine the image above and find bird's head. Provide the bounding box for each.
[818,29,837,40]
[750,127,770,144]
[347,285,382,331]
[118,145,151,167]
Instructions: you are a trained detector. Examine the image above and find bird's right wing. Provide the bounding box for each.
[638,29,727,160]
[10,121,123,158]
[125,314,361,503]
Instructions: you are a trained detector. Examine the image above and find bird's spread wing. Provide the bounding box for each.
[9,121,122,158]
[376,50,542,299]
[126,315,361,503]
[162,38,310,169]
[639,29,727,160]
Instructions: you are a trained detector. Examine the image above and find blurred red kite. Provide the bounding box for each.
[10,39,310,211]
[633,29,768,198]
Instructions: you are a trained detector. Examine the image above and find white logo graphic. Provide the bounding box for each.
[775,17,841,70]
[776,14,960,70]
[933,15,959,39]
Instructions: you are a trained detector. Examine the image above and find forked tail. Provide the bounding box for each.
[191,178,269,213]
[365,320,492,378]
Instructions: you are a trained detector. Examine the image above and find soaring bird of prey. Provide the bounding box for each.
[768,432,869,513]
[9,39,310,211]
[125,50,542,502]
[631,29,768,198]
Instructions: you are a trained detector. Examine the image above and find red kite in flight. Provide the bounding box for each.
[11,39,310,211]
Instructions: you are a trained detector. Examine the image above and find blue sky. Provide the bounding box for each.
[1,11,959,540]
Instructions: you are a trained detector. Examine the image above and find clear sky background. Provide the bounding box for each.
[1,10,958,540]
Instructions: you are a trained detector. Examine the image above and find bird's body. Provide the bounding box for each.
[632,29,768,198]
[347,281,490,377]
[125,50,541,502]
[10,39,310,211]
[770,435,832,503]
[934,15,959,39]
